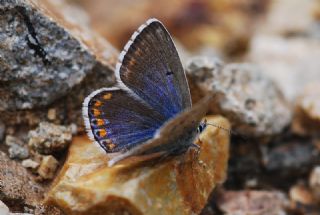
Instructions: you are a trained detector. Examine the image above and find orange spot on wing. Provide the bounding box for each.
[107,142,116,150]
[98,129,107,138]
[92,109,101,116]
[93,100,102,107]
[103,93,112,100]
[96,119,105,126]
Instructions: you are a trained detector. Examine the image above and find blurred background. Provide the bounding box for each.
[1,0,320,214]
[64,0,320,100]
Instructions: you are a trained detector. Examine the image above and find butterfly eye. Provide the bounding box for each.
[197,126,201,133]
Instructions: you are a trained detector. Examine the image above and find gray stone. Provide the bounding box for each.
[8,144,29,159]
[186,56,292,137]
[0,0,117,111]
[28,122,72,154]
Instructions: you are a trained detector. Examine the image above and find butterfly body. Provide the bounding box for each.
[83,18,213,166]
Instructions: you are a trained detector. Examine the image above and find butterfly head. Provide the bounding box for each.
[197,119,207,134]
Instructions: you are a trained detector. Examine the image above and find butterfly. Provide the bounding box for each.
[83,18,214,166]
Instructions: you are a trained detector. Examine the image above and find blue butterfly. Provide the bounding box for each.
[83,18,213,166]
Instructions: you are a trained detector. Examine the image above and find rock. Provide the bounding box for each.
[37,155,59,180]
[0,0,117,133]
[28,122,72,154]
[22,159,39,170]
[186,56,291,137]
[5,135,29,159]
[46,115,230,214]
[292,83,320,136]
[217,190,288,215]
[288,183,320,214]
[0,200,9,215]
[5,135,24,147]
[249,35,320,100]
[0,0,117,111]
[289,184,315,205]
[47,108,57,121]
[8,144,29,160]
[309,166,320,201]
[0,152,44,211]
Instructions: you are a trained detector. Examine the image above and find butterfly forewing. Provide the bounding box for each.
[117,19,191,120]
[83,88,165,153]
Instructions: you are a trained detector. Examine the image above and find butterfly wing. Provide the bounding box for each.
[108,93,215,166]
[116,18,191,120]
[83,87,166,153]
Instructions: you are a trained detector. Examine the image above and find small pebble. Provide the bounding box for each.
[47,108,57,121]
[69,123,78,135]
[38,155,59,179]
[28,122,72,154]
[0,200,9,215]
[309,166,320,201]
[8,144,29,160]
[22,159,40,170]
[5,135,24,146]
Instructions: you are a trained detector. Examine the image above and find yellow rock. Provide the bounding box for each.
[46,115,230,215]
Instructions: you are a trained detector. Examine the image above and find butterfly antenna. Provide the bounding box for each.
[204,120,248,142]
[205,122,232,135]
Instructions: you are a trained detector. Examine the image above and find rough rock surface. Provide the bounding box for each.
[8,143,29,160]
[47,116,230,215]
[37,155,59,180]
[0,0,117,111]
[28,122,72,154]
[292,83,320,136]
[186,56,291,137]
[5,135,29,160]
[0,152,43,211]
[0,0,118,132]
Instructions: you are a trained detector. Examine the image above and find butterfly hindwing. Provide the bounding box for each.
[83,88,166,153]
[116,19,191,120]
